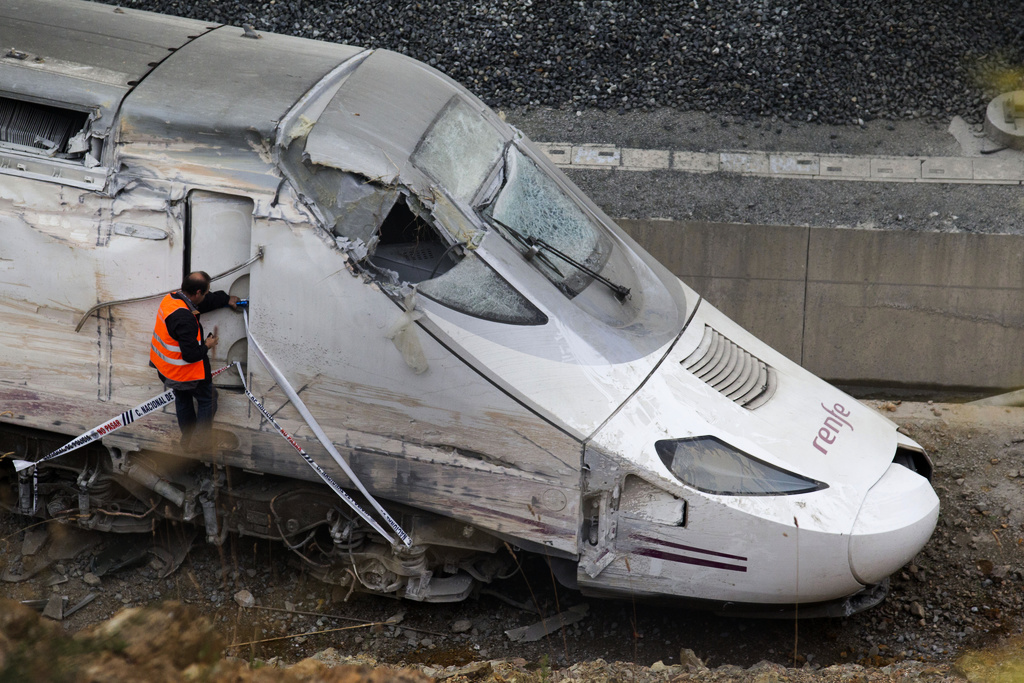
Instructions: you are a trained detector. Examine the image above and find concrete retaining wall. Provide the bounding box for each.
[619,220,1024,390]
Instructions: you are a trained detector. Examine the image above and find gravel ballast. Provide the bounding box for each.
[102,0,1023,124]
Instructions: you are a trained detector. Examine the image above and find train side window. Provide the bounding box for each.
[367,195,547,325]
[279,138,543,325]
[418,253,547,326]
[410,96,505,203]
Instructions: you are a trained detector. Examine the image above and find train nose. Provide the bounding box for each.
[848,463,940,585]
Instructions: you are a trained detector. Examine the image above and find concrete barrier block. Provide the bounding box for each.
[870,157,921,180]
[803,281,1024,387]
[922,157,973,181]
[673,151,719,173]
[818,156,871,179]
[808,229,1024,289]
[620,147,670,171]
[720,152,770,174]
[972,157,1024,182]
[770,154,820,175]
[619,220,808,282]
[535,143,572,166]
[805,227,1024,386]
[571,145,620,168]
[619,220,1024,389]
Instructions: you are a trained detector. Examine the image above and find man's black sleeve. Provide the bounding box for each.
[198,290,230,313]
[165,308,208,364]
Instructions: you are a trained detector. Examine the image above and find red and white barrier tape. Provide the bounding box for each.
[242,310,412,547]
[232,363,401,546]
[13,364,234,474]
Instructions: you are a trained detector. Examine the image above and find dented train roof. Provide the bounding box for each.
[120,29,363,147]
[0,0,499,197]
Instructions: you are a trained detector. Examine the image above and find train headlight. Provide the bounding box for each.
[655,436,827,496]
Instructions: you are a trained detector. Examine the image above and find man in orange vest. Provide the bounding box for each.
[150,271,239,452]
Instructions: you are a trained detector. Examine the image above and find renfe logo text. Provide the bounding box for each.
[812,402,853,454]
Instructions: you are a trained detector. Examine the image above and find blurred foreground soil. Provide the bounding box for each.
[0,597,1021,682]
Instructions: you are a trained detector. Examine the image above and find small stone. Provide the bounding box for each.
[910,602,926,618]
[234,589,255,608]
[679,648,706,671]
[451,618,473,633]
[83,572,101,587]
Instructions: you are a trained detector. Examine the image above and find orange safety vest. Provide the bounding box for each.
[150,293,205,382]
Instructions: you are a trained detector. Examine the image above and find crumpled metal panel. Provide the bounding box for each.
[116,27,363,195]
[305,49,460,189]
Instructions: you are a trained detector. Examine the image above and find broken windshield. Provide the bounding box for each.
[418,253,547,325]
[482,147,611,299]
[411,97,506,203]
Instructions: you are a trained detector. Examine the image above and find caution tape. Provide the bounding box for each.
[242,310,412,547]
[12,326,412,549]
[233,364,399,547]
[12,365,233,474]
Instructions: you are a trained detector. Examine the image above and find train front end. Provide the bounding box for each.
[578,295,939,614]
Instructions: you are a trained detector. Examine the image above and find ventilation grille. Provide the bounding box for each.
[398,243,445,262]
[0,96,88,155]
[681,325,777,409]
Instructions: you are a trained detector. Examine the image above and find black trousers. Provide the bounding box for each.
[172,380,217,450]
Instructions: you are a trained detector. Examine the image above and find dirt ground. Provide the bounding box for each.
[1,400,1023,681]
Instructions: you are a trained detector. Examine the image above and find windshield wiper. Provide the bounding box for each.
[490,218,631,302]
[490,217,565,279]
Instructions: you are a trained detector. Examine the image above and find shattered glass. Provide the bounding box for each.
[412,97,505,203]
[418,253,546,326]
[485,148,610,297]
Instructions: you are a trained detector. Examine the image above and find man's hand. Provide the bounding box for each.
[205,330,219,352]
[228,295,240,310]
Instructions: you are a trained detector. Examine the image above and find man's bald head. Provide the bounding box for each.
[181,271,212,296]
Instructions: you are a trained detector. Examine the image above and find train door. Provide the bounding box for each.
[186,191,253,387]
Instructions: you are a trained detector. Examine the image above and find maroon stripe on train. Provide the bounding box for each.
[633,547,747,573]
[631,533,747,561]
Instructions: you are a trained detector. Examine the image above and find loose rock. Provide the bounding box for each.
[233,589,255,609]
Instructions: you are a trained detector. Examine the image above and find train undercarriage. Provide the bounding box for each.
[0,424,517,602]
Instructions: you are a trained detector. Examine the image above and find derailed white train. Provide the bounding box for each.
[0,0,938,614]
